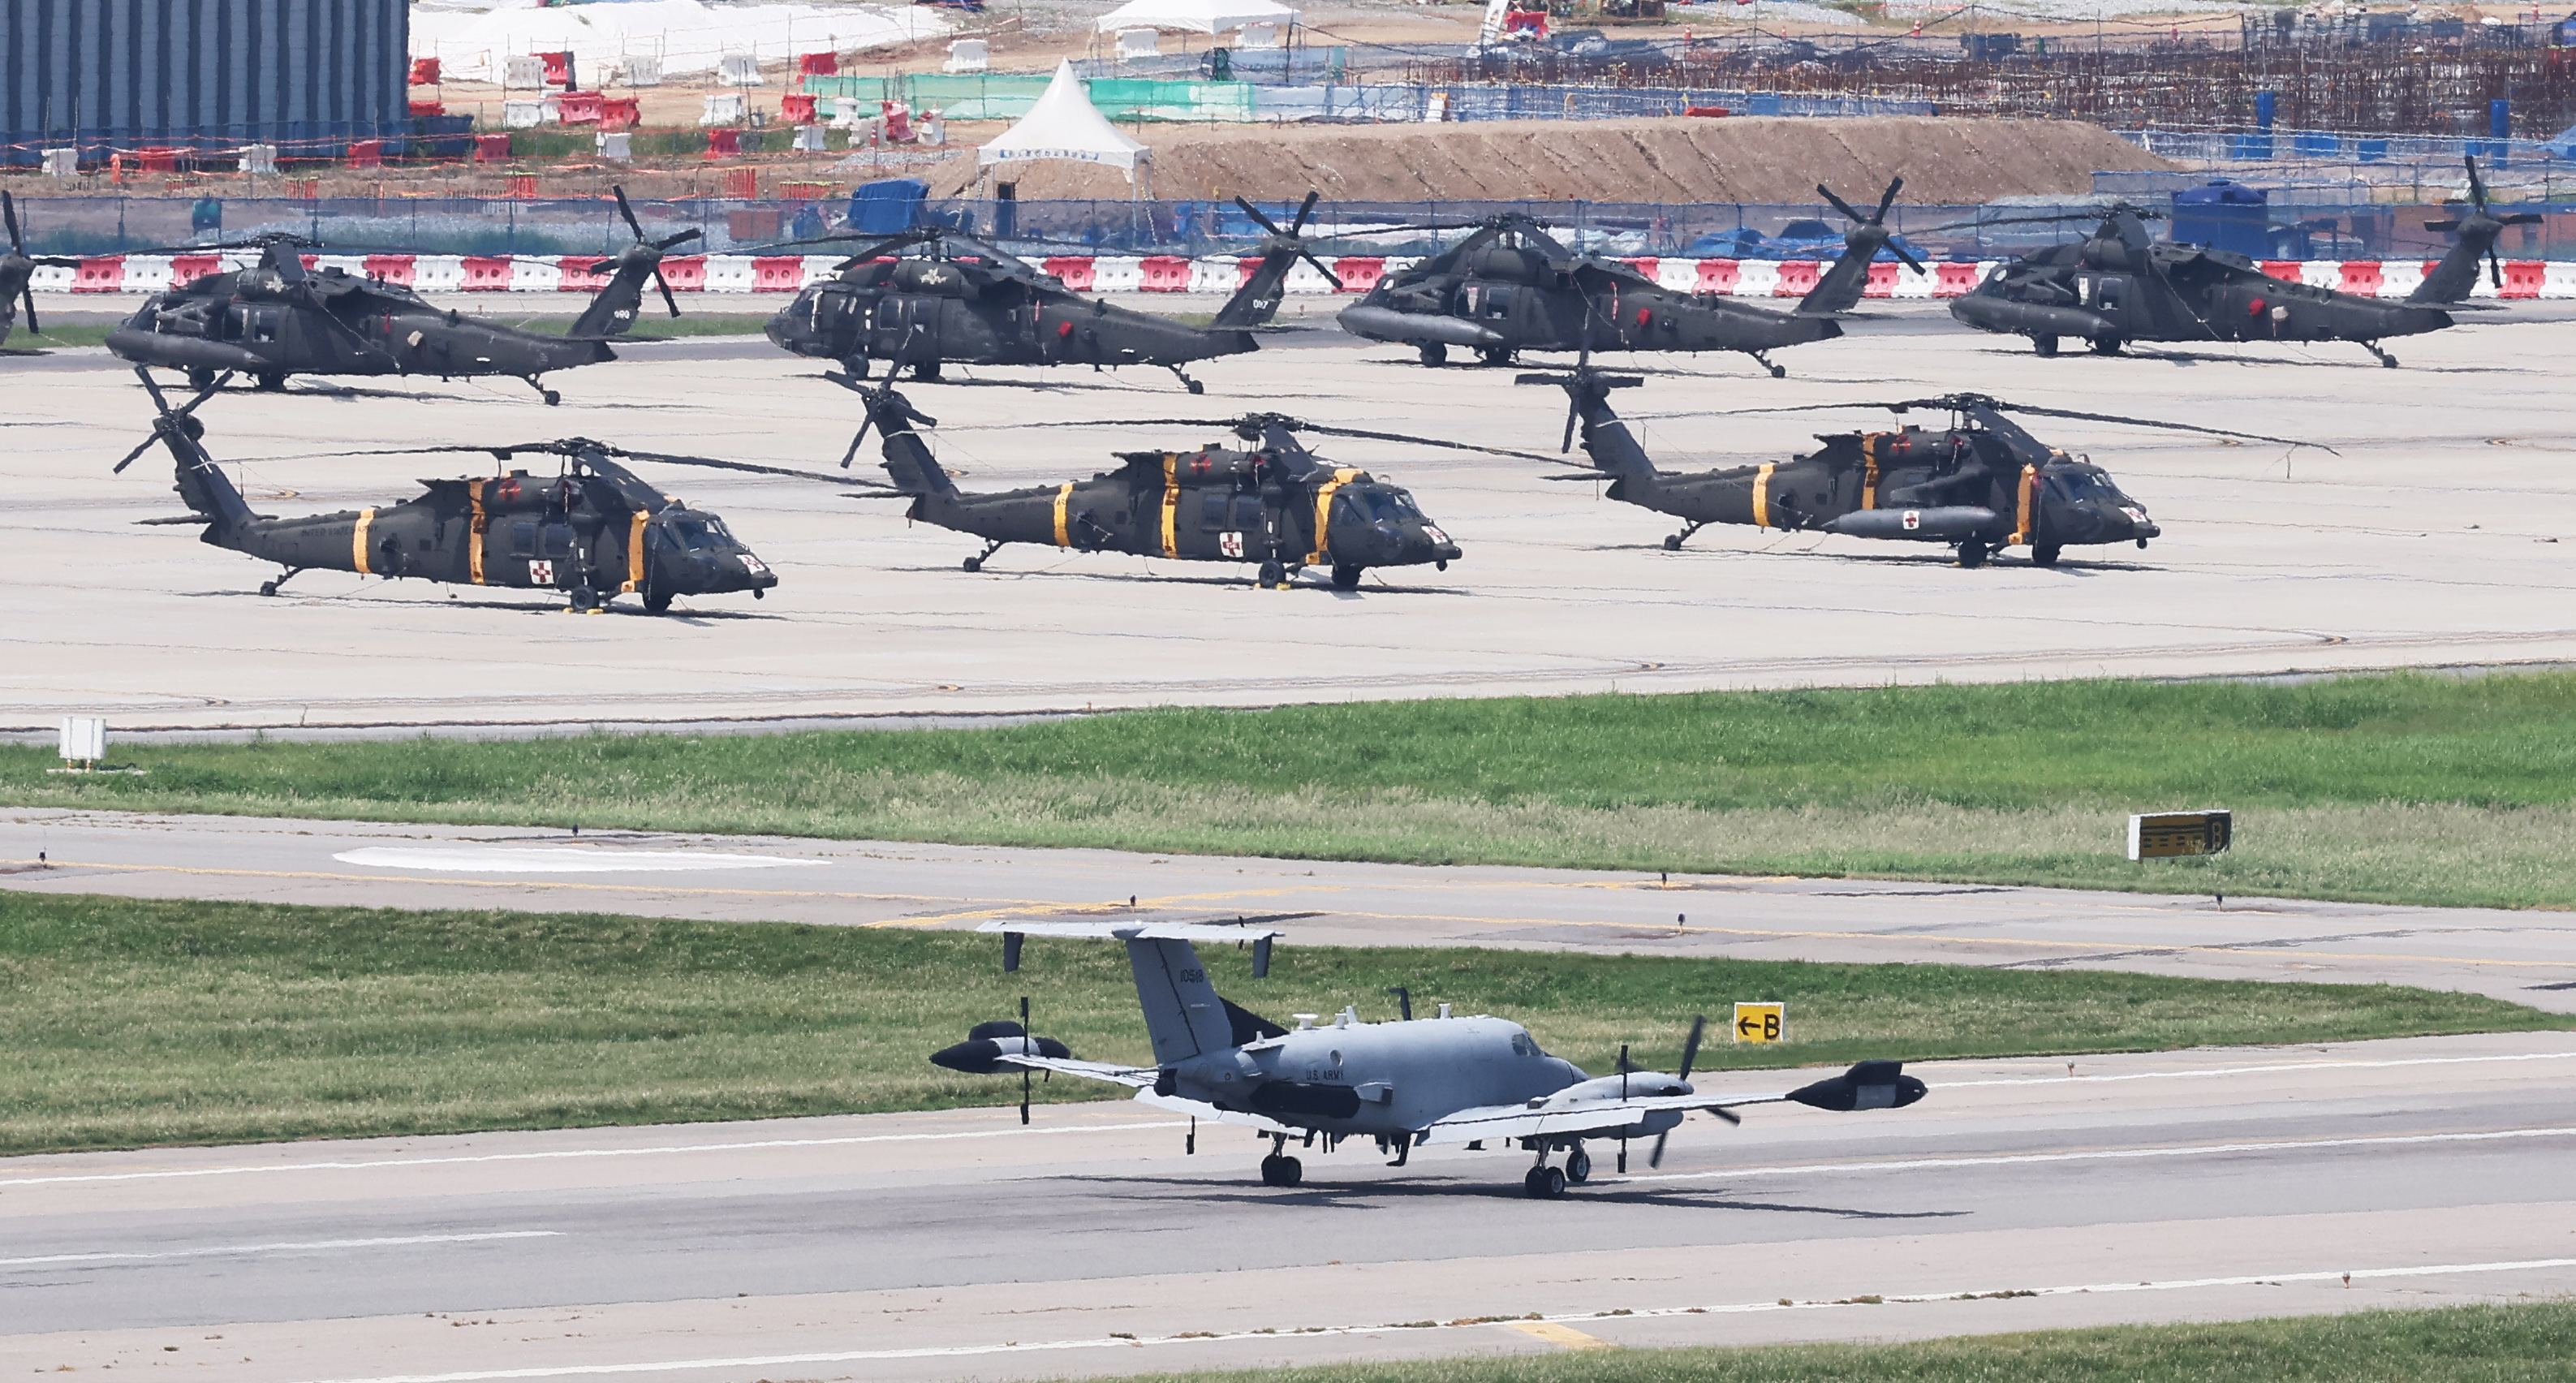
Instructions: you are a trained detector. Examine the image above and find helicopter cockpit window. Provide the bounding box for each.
[2048,470,2118,502]
[671,516,734,550]
[1348,488,1414,524]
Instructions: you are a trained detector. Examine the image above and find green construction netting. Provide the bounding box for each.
[801,75,1256,122]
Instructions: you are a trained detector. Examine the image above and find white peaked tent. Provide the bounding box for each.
[977,60,1152,183]
[1091,0,1300,33]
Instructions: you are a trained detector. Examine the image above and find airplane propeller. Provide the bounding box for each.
[1818,176,1927,276]
[1649,1015,1710,1170]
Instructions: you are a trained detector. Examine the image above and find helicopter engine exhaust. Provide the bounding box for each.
[1948,295,2118,341]
[1822,506,1997,542]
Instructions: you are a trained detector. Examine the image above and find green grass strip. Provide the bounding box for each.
[0,892,2560,1156]
[9,671,2576,909]
[1100,1302,2576,1383]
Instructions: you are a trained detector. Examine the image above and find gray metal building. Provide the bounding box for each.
[2,0,411,166]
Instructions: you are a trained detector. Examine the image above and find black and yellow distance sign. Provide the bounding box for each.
[1733,1002,1784,1044]
[2129,809,2233,860]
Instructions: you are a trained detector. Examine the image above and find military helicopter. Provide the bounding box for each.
[932,921,1925,1199]
[117,366,779,612]
[833,347,1472,589]
[105,187,701,403]
[2,190,82,349]
[1337,179,1923,376]
[1945,158,2531,366]
[1524,368,2309,567]
[756,194,1338,394]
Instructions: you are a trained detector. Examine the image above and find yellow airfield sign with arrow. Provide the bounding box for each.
[1733,1002,1785,1044]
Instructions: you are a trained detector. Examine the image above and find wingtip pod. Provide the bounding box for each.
[1787,1060,1926,1112]
[929,1021,1072,1075]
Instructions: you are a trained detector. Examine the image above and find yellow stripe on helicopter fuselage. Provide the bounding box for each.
[351,508,376,575]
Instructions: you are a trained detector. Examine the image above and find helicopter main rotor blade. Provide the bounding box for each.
[608,448,855,484]
[1683,394,2328,451]
[1291,189,1320,235]
[3,188,19,255]
[1995,401,2331,451]
[1874,174,1902,223]
[653,266,682,318]
[656,227,705,252]
[1889,241,1928,276]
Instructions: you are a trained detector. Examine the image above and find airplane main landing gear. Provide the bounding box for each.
[1523,1165,1567,1199]
[1563,1144,1592,1185]
[1261,1134,1304,1187]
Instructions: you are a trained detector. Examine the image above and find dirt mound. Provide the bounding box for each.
[922,114,2175,205]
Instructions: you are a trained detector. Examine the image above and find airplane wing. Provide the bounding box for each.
[993,1053,1158,1088]
[1414,1089,1794,1145]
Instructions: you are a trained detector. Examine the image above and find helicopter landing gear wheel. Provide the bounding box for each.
[1663,535,1682,550]
[254,371,286,392]
[644,590,673,614]
[1523,1165,1567,1200]
[1475,346,1514,367]
[2031,335,2059,358]
[259,580,278,597]
[963,557,981,572]
[913,360,942,382]
[965,538,1005,573]
[2089,335,2124,356]
[1257,558,1286,588]
[1564,1145,1592,1185]
[187,367,218,392]
[1957,539,1990,569]
[1168,364,1205,394]
[2031,544,2063,567]
[1748,350,1786,378]
[569,586,599,612]
[542,389,562,407]
[1260,1154,1303,1187]
[842,355,871,381]
[1330,563,1363,590]
[2365,342,2400,368]
[1418,343,1448,367]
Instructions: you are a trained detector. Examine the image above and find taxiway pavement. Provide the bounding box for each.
[5,299,2573,730]
[6,1032,2574,1382]
[9,808,2575,1009]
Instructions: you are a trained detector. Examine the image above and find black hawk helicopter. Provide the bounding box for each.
[831,347,1473,588]
[105,187,701,403]
[1525,367,2310,567]
[1945,158,2532,366]
[2,191,82,350]
[1337,179,1924,376]
[756,194,1338,394]
[118,366,779,612]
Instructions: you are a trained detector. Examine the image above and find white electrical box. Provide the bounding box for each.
[60,716,106,765]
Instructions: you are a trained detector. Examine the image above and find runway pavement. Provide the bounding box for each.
[6,1032,2574,1383]
[9,808,2576,1010]
[6,295,2574,731]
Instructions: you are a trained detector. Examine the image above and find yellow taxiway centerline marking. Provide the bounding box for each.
[6,860,2572,970]
[1504,1320,1618,1351]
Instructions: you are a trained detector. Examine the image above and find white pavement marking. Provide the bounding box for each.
[1941,1049,2576,1087]
[0,1122,1189,1187]
[330,847,829,874]
[0,1231,560,1269]
[1620,1124,2576,1186]
[278,1256,2576,1383]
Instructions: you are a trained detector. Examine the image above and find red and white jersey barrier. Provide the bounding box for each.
[28,255,2575,299]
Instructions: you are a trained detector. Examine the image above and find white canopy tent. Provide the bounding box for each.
[1090,0,1300,34]
[977,60,1151,184]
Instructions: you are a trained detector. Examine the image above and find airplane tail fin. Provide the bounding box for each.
[988,923,1282,1066]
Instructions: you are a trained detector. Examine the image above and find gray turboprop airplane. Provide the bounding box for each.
[930,922,1926,1198]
